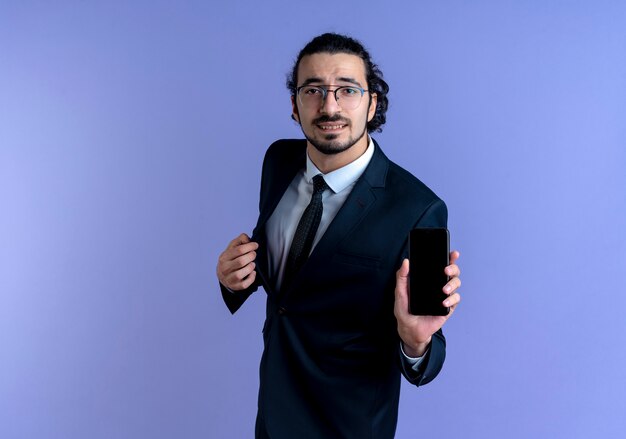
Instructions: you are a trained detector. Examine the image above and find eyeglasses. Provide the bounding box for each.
[296,85,369,110]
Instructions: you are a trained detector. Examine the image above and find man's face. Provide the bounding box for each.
[292,53,377,155]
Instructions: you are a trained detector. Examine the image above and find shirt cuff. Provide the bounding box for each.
[400,342,429,372]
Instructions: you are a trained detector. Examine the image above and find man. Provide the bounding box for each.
[217,33,462,439]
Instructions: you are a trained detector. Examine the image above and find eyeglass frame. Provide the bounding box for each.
[296,84,370,109]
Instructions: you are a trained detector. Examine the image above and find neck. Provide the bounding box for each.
[307,134,369,174]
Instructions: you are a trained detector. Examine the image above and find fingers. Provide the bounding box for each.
[227,233,252,250]
[445,250,461,278]
[217,233,259,291]
[443,291,461,308]
[240,269,257,289]
[218,256,257,290]
[395,258,409,295]
[394,259,410,316]
[443,276,461,308]
[443,275,461,294]
[222,262,257,290]
[397,258,409,280]
[221,232,258,261]
[443,250,461,308]
[221,242,258,268]
[222,250,257,277]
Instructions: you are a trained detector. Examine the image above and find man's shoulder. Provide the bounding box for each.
[377,147,443,205]
[265,138,307,159]
[258,139,307,175]
[380,152,448,226]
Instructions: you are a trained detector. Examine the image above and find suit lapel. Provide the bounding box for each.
[282,141,389,297]
[253,142,307,296]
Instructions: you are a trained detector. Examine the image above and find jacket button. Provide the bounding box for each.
[278,307,287,315]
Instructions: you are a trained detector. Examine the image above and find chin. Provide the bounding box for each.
[304,127,368,156]
[308,136,354,155]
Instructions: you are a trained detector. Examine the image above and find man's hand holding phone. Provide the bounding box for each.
[394,250,462,358]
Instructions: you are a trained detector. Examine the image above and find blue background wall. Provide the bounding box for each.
[2,1,625,437]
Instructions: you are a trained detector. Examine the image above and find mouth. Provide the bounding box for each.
[315,123,347,132]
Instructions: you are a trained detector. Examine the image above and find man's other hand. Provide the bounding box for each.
[217,233,259,291]
[394,251,462,357]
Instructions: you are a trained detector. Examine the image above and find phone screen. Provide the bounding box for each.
[409,228,450,316]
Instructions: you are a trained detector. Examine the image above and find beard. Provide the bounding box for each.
[302,115,368,156]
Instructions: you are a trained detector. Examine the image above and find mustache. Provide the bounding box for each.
[313,115,350,125]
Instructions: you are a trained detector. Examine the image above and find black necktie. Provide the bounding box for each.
[283,174,329,288]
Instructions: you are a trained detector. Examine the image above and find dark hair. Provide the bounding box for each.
[286,33,389,133]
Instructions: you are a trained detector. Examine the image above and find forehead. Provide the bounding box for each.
[297,52,367,85]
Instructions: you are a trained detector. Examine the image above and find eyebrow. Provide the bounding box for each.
[299,76,364,88]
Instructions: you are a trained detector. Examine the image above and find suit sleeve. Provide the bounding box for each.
[398,198,448,386]
[220,282,259,315]
[219,143,277,314]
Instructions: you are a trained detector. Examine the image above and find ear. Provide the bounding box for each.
[291,95,300,123]
[367,92,377,123]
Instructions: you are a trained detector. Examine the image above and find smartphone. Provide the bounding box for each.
[408,228,450,316]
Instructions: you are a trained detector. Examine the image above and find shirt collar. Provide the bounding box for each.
[305,137,375,194]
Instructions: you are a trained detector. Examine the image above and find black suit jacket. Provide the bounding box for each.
[221,139,447,439]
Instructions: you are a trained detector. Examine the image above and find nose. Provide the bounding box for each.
[320,90,341,114]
